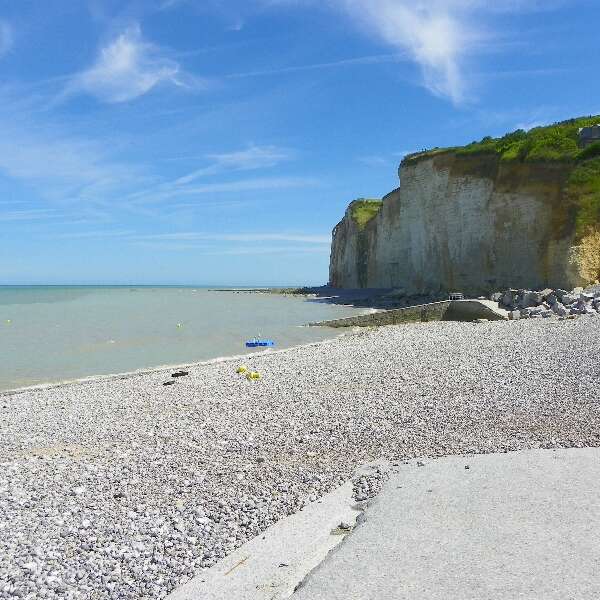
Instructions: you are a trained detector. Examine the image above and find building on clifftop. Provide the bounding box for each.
[578,124,600,148]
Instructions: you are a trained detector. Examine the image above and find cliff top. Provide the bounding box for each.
[403,114,600,166]
[348,198,383,230]
[402,115,600,238]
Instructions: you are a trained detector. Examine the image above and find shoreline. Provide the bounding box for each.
[0,286,377,397]
[0,330,355,398]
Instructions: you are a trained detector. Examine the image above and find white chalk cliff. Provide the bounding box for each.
[329,151,598,294]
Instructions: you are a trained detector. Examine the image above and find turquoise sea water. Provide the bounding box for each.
[0,286,364,392]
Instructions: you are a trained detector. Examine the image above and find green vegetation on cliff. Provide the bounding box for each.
[566,157,600,235]
[349,199,382,230]
[403,115,600,239]
[404,115,600,164]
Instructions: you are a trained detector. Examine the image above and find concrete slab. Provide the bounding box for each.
[166,467,373,600]
[294,448,600,600]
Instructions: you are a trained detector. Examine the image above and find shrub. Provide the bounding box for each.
[566,158,600,237]
[578,141,600,161]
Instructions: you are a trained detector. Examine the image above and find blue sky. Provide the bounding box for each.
[1,0,599,285]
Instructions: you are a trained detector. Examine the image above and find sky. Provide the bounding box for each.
[1,0,599,286]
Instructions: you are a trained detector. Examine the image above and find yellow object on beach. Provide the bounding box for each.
[236,365,248,374]
[246,371,261,380]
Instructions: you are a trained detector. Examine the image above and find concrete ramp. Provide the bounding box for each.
[165,473,369,600]
[294,448,600,600]
[311,299,508,328]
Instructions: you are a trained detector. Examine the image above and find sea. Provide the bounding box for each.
[0,286,366,392]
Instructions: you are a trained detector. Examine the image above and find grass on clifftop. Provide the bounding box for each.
[403,115,600,238]
[350,198,383,229]
[349,199,383,230]
[403,115,600,165]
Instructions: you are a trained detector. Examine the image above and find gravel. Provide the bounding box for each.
[1,318,600,599]
[352,468,389,502]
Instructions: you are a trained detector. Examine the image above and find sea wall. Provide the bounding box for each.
[329,153,595,294]
[310,299,508,328]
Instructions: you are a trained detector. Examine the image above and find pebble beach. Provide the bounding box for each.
[2,317,600,599]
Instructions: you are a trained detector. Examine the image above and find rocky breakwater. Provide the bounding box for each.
[330,116,600,294]
[494,285,600,320]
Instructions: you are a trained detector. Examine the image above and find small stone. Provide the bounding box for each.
[171,371,189,378]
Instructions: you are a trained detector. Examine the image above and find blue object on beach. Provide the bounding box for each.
[245,338,275,348]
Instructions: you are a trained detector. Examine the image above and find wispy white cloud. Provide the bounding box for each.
[47,228,332,253]
[133,231,331,243]
[394,149,418,159]
[338,0,482,104]
[160,0,248,31]
[173,145,292,185]
[44,229,331,244]
[197,246,328,255]
[48,229,136,240]
[265,0,562,104]
[0,209,59,222]
[226,52,404,79]
[450,105,563,134]
[358,150,418,166]
[126,175,317,205]
[0,20,12,57]
[0,85,312,221]
[0,87,154,224]
[0,118,150,206]
[67,24,204,103]
[122,144,304,206]
[357,155,391,167]
[133,243,330,255]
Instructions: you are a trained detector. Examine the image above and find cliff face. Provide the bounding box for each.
[329,152,600,293]
[329,200,383,288]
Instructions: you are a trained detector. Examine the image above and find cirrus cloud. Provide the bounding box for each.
[68,24,204,103]
[338,0,483,105]
[264,0,559,104]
